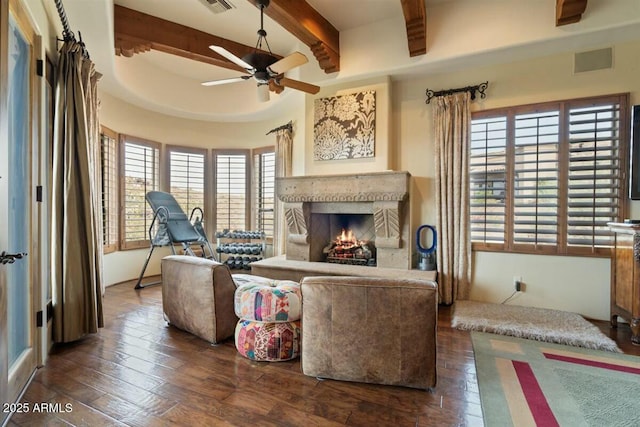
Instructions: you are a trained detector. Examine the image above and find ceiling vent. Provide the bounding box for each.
[202,0,235,14]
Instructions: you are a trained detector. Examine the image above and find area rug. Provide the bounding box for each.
[452,300,620,352]
[472,332,640,427]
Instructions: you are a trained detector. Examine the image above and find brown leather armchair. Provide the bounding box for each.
[161,255,238,344]
[300,276,438,390]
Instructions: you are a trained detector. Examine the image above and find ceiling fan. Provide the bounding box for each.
[202,0,320,102]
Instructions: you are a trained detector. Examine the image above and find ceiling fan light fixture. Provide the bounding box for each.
[202,0,317,97]
[257,84,270,102]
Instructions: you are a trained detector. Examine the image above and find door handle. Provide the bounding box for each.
[0,251,28,265]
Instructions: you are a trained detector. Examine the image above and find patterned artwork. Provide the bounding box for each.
[314,90,376,160]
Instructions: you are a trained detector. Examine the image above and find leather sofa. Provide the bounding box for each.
[300,276,438,390]
[161,255,238,344]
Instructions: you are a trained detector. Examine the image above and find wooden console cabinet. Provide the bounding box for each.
[608,222,640,344]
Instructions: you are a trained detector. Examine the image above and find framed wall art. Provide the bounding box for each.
[313,90,376,161]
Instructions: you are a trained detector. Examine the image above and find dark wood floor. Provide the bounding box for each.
[8,280,640,427]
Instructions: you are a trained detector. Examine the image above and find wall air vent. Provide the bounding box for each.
[203,0,235,14]
[574,47,613,73]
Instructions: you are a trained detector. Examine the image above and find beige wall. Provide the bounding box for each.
[393,39,640,320]
[301,76,392,175]
[99,91,306,286]
[102,39,640,320]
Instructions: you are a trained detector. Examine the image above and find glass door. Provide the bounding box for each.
[0,0,38,420]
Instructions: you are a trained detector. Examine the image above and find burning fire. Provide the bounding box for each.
[325,228,375,265]
[335,228,362,249]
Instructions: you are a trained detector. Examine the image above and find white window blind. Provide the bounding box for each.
[121,137,160,249]
[253,149,275,238]
[470,94,628,256]
[214,151,248,232]
[513,110,560,248]
[168,148,206,216]
[470,116,507,245]
[100,129,118,253]
[567,103,623,249]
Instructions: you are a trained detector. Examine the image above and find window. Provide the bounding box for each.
[167,146,207,217]
[120,136,160,249]
[253,147,275,238]
[100,127,119,253]
[470,94,628,256]
[214,150,249,232]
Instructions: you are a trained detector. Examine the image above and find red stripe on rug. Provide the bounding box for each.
[512,360,559,427]
[544,352,640,374]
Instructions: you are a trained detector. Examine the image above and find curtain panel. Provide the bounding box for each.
[51,41,104,343]
[433,92,472,304]
[274,128,292,255]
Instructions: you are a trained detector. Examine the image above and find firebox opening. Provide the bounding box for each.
[312,213,376,266]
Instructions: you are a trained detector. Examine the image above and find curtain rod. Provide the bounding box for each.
[425,81,488,104]
[54,0,90,58]
[266,120,292,135]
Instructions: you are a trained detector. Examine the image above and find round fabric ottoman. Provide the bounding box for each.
[235,319,301,361]
[234,279,301,322]
[234,278,302,361]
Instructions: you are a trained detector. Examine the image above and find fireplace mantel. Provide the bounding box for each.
[277,171,412,269]
[276,171,410,203]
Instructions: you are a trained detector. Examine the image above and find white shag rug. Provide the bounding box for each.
[451,300,621,352]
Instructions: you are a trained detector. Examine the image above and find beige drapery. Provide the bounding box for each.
[51,41,104,343]
[433,92,471,304]
[274,127,292,255]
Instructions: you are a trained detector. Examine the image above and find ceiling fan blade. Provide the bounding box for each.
[277,77,320,95]
[201,76,250,87]
[268,52,308,74]
[210,45,254,70]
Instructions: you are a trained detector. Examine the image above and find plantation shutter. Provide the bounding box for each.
[470,94,628,256]
[100,129,118,253]
[121,137,160,249]
[168,147,206,216]
[214,150,248,232]
[470,116,507,246]
[253,149,275,238]
[513,110,560,249]
[566,100,622,250]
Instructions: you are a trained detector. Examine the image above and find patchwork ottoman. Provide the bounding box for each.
[234,279,301,361]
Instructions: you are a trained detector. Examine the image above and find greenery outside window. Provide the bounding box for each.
[100,126,119,253]
[213,149,249,232]
[120,135,160,250]
[166,145,208,218]
[470,94,629,256]
[253,147,275,239]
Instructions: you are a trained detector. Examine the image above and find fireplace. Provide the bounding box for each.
[316,213,376,266]
[277,171,411,269]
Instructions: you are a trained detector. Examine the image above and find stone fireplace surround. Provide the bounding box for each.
[278,171,411,269]
[251,171,437,283]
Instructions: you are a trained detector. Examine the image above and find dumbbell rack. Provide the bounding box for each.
[215,230,266,271]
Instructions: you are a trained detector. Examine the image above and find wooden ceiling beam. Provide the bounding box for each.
[556,0,588,26]
[251,0,340,73]
[400,0,427,57]
[114,5,280,72]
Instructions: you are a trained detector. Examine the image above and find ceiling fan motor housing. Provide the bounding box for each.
[242,52,279,82]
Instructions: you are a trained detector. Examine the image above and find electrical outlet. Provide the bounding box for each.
[514,276,523,292]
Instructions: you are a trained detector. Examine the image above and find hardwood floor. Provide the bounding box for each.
[8,280,640,427]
